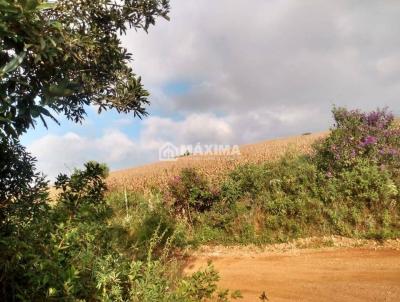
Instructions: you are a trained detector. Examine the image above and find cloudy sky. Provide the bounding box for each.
[22,0,400,179]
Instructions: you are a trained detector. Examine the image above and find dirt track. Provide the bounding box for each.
[186,244,400,302]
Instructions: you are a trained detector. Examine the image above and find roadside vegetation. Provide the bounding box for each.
[108,107,400,248]
[1,160,240,301]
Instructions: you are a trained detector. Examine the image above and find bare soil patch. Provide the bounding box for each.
[185,238,400,301]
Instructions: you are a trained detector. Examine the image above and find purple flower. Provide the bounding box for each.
[378,147,398,157]
[362,108,394,129]
[360,135,378,147]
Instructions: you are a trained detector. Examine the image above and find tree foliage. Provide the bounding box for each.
[55,161,109,212]
[0,0,170,138]
[0,138,48,233]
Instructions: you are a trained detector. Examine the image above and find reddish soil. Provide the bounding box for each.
[186,245,400,302]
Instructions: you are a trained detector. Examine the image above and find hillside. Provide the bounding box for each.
[108,131,328,192]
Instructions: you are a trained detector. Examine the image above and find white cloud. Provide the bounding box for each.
[27,114,237,179]
[141,113,235,145]
[376,55,400,81]
[29,132,92,179]
[28,130,143,180]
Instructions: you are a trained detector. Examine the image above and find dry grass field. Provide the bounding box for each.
[107,131,328,192]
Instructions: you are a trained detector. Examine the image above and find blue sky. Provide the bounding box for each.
[22,81,192,147]
[25,0,400,180]
[23,81,195,178]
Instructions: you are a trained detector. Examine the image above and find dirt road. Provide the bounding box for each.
[186,242,400,301]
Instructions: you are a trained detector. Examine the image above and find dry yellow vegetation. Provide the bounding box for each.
[107,131,328,192]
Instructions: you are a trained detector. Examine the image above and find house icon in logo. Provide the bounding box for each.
[159,142,179,161]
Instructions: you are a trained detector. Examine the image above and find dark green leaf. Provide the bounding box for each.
[0,52,26,77]
[37,1,56,10]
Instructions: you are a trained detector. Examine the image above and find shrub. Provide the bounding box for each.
[320,159,398,209]
[55,161,109,214]
[191,155,324,244]
[106,191,189,259]
[220,154,320,202]
[314,107,400,175]
[167,168,219,220]
[221,164,269,202]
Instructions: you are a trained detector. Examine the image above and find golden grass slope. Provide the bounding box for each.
[107,131,328,192]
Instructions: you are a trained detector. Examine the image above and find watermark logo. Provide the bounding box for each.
[159,142,241,161]
[159,142,180,161]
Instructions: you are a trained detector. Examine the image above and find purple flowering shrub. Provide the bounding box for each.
[166,168,219,220]
[314,107,400,175]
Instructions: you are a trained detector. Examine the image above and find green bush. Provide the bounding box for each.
[167,168,219,222]
[320,159,398,209]
[221,164,269,201]
[106,190,188,257]
[1,163,230,301]
[187,155,322,244]
[55,161,109,213]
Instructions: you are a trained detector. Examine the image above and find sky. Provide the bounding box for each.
[22,0,400,180]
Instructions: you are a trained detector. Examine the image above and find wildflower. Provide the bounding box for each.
[360,135,378,147]
[386,148,398,156]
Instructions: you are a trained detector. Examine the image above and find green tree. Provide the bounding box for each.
[0,137,48,233]
[0,0,169,233]
[0,0,170,138]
